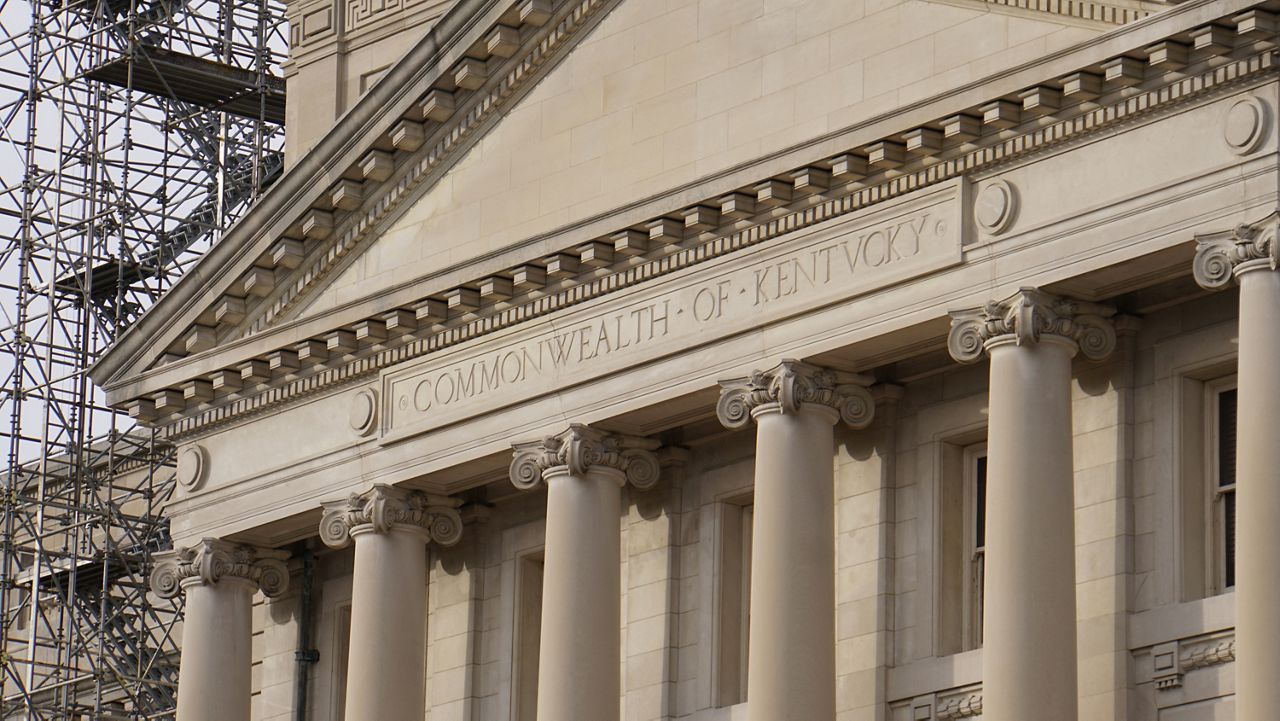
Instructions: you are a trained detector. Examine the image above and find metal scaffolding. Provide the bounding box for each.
[0,0,287,713]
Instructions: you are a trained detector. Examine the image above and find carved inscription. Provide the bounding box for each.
[403,302,672,413]
[382,181,963,441]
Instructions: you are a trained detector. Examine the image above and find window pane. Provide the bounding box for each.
[1225,491,1236,589]
[975,455,987,550]
[1219,388,1237,488]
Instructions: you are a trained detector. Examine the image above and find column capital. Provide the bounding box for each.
[716,359,875,430]
[319,484,464,549]
[150,538,289,599]
[1194,212,1280,289]
[947,287,1117,363]
[509,424,660,491]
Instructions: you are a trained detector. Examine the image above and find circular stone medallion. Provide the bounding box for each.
[974,180,1017,235]
[349,389,378,437]
[1224,97,1268,155]
[176,445,208,491]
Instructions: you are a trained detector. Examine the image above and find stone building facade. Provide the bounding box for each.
[90,0,1276,719]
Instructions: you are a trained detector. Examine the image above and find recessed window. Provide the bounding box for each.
[715,495,753,707]
[963,445,987,650]
[938,433,987,655]
[512,551,544,721]
[1207,378,1237,593]
[334,603,352,721]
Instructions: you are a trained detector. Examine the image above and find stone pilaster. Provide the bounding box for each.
[1194,214,1280,721]
[948,288,1116,721]
[717,359,874,721]
[320,485,463,721]
[510,424,659,721]
[151,540,290,721]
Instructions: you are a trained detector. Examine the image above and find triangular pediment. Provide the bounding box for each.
[274,0,1116,330]
[91,0,1235,420]
[91,0,632,390]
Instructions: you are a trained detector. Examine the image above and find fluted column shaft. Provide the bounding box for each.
[718,360,875,721]
[320,484,463,721]
[1234,265,1280,721]
[510,424,660,721]
[1194,216,1280,721]
[949,288,1116,721]
[151,540,289,721]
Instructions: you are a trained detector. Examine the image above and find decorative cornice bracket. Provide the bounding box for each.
[947,287,1117,363]
[716,359,876,430]
[319,484,464,548]
[150,538,290,598]
[1194,212,1280,289]
[509,424,661,491]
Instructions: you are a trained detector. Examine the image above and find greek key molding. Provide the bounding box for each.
[150,539,290,598]
[319,484,464,547]
[716,359,875,430]
[509,424,660,491]
[947,287,1117,363]
[1193,212,1280,289]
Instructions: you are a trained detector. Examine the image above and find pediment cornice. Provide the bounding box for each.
[91,0,623,387]
[924,0,1168,30]
[102,0,1280,439]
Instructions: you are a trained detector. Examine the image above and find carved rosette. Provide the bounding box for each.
[509,424,661,491]
[715,359,875,430]
[947,287,1117,363]
[150,539,290,599]
[319,484,464,549]
[1193,214,1280,289]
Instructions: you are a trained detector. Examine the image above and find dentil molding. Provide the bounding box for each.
[319,483,464,547]
[509,424,660,490]
[1193,211,1280,289]
[947,287,1118,362]
[135,9,1280,440]
[716,359,876,429]
[150,538,290,598]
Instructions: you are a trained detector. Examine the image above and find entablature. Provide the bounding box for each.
[102,0,1280,440]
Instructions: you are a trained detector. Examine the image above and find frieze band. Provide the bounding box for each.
[716,359,876,429]
[946,287,1117,363]
[150,539,290,598]
[319,484,464,547]
[509,424,661,491]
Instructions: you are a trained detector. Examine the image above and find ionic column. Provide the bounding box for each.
[716,360,875,721]
[948,288,1117,721]
[151,539,290,721]
[320,485,463,721]
[510,424,660,721]
[1195,216,1280,721]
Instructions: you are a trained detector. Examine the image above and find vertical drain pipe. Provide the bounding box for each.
[294,546,319,721]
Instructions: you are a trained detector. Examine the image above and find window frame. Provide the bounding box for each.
[961,443,987,652]
[1205,375,1238,596]
[713,492,753,708]
[511,549,545,721]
